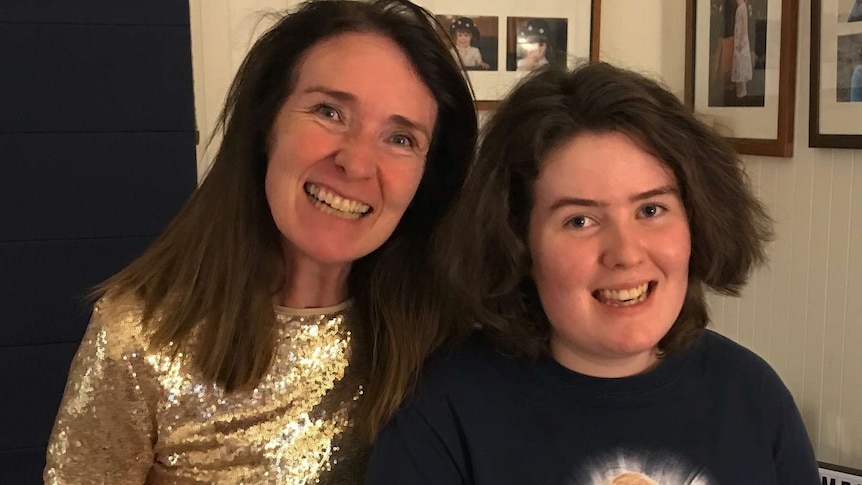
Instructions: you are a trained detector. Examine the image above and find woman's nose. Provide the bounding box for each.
[333,130,376,179]
[600,223,644,269]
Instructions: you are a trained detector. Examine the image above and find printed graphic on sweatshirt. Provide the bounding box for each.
[568,448,716,485]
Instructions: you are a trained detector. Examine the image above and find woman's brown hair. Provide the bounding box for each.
[437,62,771,358]
[96,0,477,441]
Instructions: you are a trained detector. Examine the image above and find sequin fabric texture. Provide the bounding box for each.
[44,297,368,484]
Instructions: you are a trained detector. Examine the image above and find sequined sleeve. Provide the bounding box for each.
[44,301,156,484]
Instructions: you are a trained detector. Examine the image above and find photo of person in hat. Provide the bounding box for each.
[450,16,489,69]
[507,17,568,72]
[438,15,498,71]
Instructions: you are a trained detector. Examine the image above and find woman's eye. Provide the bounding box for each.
[567,215,594,229]
[389,133,416,148]
[639,204,665,218]
[313,104,341,121]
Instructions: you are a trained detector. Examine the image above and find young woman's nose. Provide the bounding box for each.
[600,223,644,269]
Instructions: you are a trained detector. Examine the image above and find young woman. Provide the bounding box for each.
[366,63,819,485]
[44,1,477,483]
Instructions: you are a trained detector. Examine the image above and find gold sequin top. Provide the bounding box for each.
[44,296,369,484]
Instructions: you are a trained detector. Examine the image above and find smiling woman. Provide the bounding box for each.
[528,131,692,378]
[42,1,477,484]
[265,32,437,275]
[365,63,819,485]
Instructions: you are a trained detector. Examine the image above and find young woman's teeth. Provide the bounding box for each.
[596,282,651,307]
[304,183,371,219]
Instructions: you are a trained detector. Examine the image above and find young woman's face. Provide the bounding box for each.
[265,32,437,269]
[455,30,472,48]
[528,131,691,378]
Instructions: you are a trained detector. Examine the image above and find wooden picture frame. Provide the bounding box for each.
[809,0,862,148]
[418,0,601,111]
[685,0,799,157]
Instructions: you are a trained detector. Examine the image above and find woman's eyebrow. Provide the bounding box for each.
[630,185,678,202]
[300,86,356,102]
[547,185,679,212]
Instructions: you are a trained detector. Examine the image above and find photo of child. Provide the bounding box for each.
[437,15,498,71]
[506,17,568,72]
[706,0,768,107]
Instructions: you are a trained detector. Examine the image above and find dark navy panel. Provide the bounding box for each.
[0,237,154,347]
[0,23,195,133]
[0,1,189,25]
[0,132,196,242]
[0,343,79,450]
[0,447,44,485]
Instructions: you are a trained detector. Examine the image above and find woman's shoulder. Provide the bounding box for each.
[699,330,765,362]
[84,291,153,359]
[697,330,786,389]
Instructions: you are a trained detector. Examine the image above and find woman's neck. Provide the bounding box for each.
[277,255,351,309]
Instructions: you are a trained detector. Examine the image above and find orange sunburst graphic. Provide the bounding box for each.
[609,471,660,485]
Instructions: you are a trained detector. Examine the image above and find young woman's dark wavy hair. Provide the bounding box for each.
[97,0,477,441]
[438,62,771,358]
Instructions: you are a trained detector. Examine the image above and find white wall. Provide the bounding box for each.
[599,0,688,97]
[188,0,293,178]
[189,0,862,468]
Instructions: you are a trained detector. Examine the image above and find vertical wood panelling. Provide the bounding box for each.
[706,292,726,337]
[729,289,741,342]
[804,151,833,452]
[841,153,862,465]
[820,152,853,463]
[736,160,761,350]
[753,159,776,358]
[786,149,814,409]
[769,158,794,379]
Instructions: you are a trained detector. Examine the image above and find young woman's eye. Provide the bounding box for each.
[389,133,417,148]
[566,215,595,229]
[639,204,665,218]
[312,104,341,121]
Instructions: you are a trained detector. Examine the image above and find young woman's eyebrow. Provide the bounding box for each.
[547,185,677,212]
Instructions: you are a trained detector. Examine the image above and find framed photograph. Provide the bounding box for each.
[438,15,500,71]
[810,0,862,148]
[506,17,568,72]
[685,0,799,157]
[418,0,601,110]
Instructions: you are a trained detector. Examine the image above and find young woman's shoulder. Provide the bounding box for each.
[697,329,788,393]
[410,332,530,402]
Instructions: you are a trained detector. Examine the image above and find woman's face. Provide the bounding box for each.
[265,32,437,269]
[455,30,472,48]
[528,131,691,377]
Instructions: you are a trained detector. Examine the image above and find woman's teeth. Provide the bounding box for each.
[304,183,371,219]
[595,282,651,307]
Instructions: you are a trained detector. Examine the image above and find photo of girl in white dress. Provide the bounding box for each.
[438,15,498,71]
[707,0,767,107]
